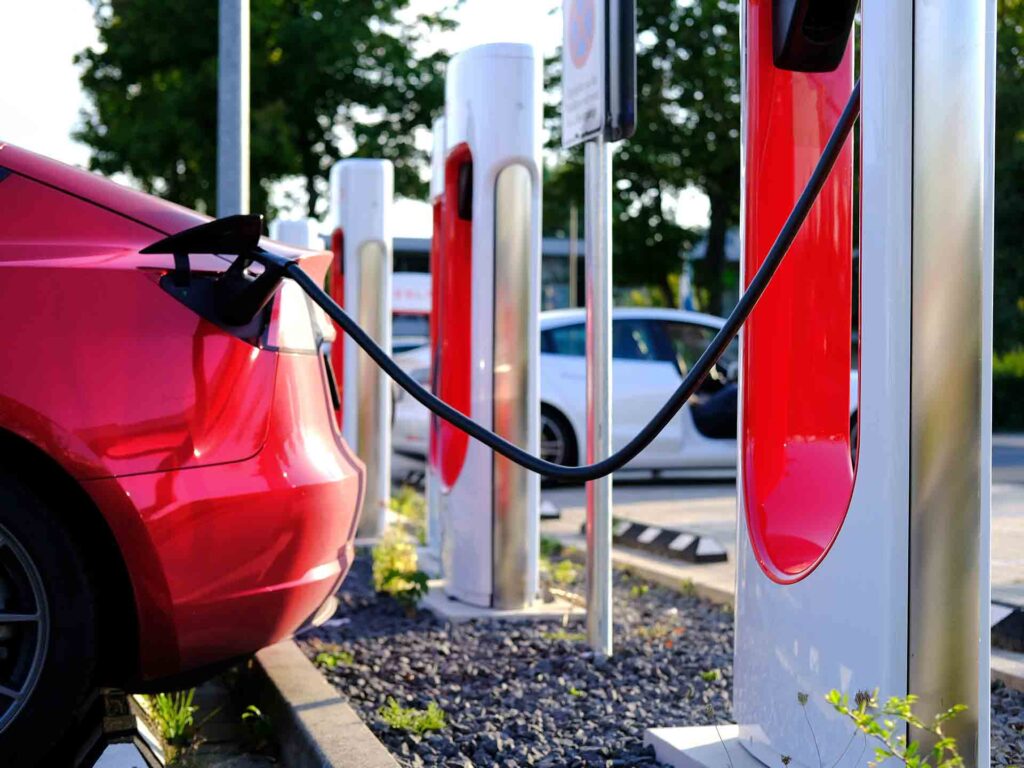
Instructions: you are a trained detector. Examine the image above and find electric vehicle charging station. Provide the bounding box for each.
[433,43,543,610]
[328,159,394,539]
[647,0,995,765]
[424,115,446,572]
[269,216,321,250]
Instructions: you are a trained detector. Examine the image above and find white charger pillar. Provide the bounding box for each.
[425,116,447,567]
[727,1,993,766]
[434,43,542,609]
[269,217,321,250]
[328,159,394,539]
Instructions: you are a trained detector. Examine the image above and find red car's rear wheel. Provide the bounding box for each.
[0,473,98,765]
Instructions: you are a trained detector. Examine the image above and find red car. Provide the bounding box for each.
[0,143,364,762]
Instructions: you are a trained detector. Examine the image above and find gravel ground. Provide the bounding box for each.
[302,555,1024,767]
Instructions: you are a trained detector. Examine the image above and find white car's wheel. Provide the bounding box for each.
[540,406,578,467]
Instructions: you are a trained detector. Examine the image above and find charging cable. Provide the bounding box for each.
[267,82,860,482]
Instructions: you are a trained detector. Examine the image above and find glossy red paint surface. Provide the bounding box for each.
[329,227,345,429]
[428,199,443,476]
[437,144,473,489]
[741,1,855,583]
[0,143,364,679]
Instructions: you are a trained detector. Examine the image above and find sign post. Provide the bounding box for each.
[562,0,634,657]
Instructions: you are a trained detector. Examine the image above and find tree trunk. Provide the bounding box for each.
[703,193,730,316]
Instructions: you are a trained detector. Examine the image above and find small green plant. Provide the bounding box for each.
[679,578,697,597]
[567,686,586,698]
[540,535,564,558]
[700,668,722,683]
[372,527,429,616]
[549,558,580,586]
[541,629,586,642]
[143,689,200,762]
[315,648,355,669]
[827,689,967,767]
[390,486,426,544]
[378,697,447,735]
[240,704,274,753]
[630,583,650,599]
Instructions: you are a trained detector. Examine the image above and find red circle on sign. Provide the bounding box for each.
[569,0,596,69]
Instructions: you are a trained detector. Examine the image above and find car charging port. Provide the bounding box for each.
[142,214,289,339]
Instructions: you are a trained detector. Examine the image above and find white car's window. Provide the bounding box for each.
[612,320,659,361]
[541,323,586,356]
[663,322,738,375]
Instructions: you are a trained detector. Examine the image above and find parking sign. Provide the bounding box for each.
[562,0,636,149]
[562,0,605,148]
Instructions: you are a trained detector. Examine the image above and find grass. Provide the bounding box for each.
[378,698,447,735]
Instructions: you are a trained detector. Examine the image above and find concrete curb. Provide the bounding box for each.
[255,640,398,768]
[579,519,728,564]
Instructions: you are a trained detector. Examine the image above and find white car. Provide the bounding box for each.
[392,308,859,478]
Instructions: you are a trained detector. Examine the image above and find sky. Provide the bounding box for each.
[0,0,707,236]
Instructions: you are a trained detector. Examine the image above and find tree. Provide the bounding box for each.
[995,0,1024,353]
[545,0,740,311]
[75,0,453,219]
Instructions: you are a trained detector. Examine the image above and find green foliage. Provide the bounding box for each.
[378,697,447,734]
[372,526,429,614]
[545,0,740,311]
[994,348,1024,429]
[74,0,454,218]
[679,578,698,597]
[700,668,722,683]
[540,535,565,559]
[630,583,650,599]
[146,689,198,747]
[240,704,274,753]
[390,486,427,545]
[567,686,586,698]
[315,648,355,669]
[827,689,966,767]
[540,629,586,642]
[995,0,1024,352]
[549,558,580,586]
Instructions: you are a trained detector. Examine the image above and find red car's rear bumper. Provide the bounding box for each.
[83,351,364,680]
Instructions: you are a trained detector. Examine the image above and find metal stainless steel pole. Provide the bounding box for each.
[217,0,250,216]
[584,136,613,657]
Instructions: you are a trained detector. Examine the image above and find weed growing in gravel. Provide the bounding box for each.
[680,578,698,597]
[143,689,201,762]
[630,584,650,598]
[314,647,355,669]
[378,698,447,735]
[240,704,274,753]
[372,527,429,616]
[390,486,426,544]
[635,621,685,647]
[700,668,722,683]
[540,629,586,642]
[827,688,967,767]
[567,686,586,698]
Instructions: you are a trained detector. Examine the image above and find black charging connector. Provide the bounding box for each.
[773,0,858,73]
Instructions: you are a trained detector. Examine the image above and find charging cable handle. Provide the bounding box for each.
[270,81,860,483]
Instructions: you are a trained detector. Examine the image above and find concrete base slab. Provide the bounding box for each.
[645,726,765,768]
[420,579,584,623]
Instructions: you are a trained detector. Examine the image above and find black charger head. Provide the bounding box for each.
[773,0,858,73]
